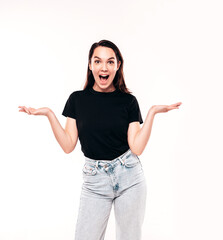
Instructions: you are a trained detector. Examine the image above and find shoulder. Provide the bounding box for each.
[68,89,88,98]
[118,90,137,104]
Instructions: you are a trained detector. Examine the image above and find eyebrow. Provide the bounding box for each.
[93,56,115,60]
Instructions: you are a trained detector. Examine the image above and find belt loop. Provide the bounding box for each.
[118,157,125,165]
[96,161,99,169]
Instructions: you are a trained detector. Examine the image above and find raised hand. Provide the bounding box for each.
[18,106,51,116]
[151,102,182,114]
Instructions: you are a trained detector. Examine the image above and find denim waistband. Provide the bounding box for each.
[84,148,132,168]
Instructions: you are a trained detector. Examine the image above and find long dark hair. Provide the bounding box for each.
[83,40,132,94]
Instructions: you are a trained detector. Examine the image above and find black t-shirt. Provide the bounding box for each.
[62,87,143,160]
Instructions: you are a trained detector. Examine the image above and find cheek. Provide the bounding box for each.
[92,68,99,75]
[110,67,117,74]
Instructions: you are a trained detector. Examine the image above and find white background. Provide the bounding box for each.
[0,0,223,239]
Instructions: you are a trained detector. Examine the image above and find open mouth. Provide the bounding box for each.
[99,75,109,80]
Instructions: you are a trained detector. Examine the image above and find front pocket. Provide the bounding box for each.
[82,163,97,176]
[124,155,140,168]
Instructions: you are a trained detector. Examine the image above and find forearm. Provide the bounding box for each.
[133,108,156,155]
[46,110,72,153]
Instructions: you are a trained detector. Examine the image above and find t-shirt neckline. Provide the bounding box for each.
[89,87,119,96]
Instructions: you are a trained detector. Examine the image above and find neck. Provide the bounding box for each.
[93,84,116,93]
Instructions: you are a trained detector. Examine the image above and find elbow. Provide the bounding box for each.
[136,151,143,156]
[130,147,142,157]
[135,151,143,156]
[64,144,76,154]
[64,147,73,154]
[64,149,70,154]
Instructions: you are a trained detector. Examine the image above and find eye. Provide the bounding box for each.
[95,60,100,64]
[108,61,114,64]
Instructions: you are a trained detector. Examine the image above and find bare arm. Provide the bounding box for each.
[128,108,155,156]
[47,110,78,154]
[18,106,78,154]
[128,102,182,155]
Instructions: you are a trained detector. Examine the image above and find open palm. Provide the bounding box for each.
[18,106,50,116]
[152,102,182,114]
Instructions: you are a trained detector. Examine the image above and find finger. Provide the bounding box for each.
[169,102,182,107]
[168,107,178,111]
[19,109,28,114]
[28,107,35,114]
[18,106,27,110]
[175,102,182,106]
[18,107,25,112]
[18,106,31,114]
[24,107,31,114]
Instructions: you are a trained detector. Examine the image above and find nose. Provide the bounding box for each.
[101,62,108,71]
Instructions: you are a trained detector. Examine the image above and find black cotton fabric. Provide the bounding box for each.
[62,87,143,160]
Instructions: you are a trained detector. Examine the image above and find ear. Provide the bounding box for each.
[117,61,121,70]
[89,62,92,70]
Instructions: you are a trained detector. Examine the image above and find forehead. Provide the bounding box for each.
[92,46,116,59]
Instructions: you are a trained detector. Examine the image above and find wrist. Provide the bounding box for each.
[149,106,156,116]
[46,108,53,118]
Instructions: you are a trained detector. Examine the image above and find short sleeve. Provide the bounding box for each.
[128,96,143,124]
[62,92,76,119]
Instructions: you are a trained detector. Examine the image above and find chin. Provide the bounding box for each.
[98,82,111,88]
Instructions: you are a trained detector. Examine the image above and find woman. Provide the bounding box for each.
[18,39,182,240]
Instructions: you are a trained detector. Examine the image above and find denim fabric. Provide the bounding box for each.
[74,148,147,240]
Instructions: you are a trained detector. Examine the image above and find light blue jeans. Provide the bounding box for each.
[74,148,147,240]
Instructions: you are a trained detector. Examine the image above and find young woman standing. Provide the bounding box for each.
[19,39,182,240]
